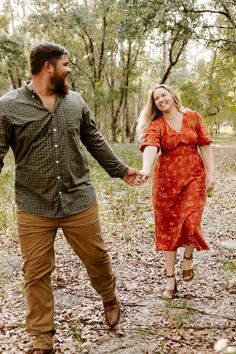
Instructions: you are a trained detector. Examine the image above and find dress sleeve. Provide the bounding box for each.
[194,112,213,145]
[140,120,161,152]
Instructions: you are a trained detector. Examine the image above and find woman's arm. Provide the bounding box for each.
[140,146,158,181]
[199,144,215,192]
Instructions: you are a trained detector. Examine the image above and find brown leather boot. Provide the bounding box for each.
[103,296,120,327]
[30,349,54,354]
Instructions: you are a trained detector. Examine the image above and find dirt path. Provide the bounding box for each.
[0,145,235,354]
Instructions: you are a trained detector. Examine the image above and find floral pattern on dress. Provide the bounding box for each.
[140,111,212,251]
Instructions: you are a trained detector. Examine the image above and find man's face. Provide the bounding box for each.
[50,54,71,94]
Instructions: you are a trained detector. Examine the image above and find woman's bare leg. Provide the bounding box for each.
[164,250,177,290]
[183,243,195,271]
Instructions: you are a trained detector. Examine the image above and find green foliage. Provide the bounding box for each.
[0,0,235,139]
[178,81,203,112]
[0,33,28,90]
[0,15,9,32]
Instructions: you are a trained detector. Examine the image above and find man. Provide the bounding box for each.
[0,42,142,354]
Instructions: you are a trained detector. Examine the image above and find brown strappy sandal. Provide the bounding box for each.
[183,254,194,282]
[162,274,177,299]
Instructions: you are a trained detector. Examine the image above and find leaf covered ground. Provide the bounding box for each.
[0,138,235,354]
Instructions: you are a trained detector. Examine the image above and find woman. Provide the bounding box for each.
[137,84,215,299]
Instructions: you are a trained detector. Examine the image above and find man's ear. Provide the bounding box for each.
[44,61,54,74]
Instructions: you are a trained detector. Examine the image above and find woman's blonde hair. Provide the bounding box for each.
[136,84,186,141]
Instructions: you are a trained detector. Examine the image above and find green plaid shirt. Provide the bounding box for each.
[0,84,128,217]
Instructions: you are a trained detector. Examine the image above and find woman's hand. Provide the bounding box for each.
[199,145,215,193]
[207,171,215,192]
[139,169,150,183]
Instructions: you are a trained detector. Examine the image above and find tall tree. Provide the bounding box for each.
[1,0,235,140]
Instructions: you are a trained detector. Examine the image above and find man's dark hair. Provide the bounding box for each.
[30,42,67,75]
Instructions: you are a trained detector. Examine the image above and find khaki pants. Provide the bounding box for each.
[17,204,115,349]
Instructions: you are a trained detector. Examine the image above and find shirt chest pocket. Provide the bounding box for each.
[67,124,81,136]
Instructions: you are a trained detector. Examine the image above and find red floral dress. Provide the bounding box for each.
[140,111,212,251]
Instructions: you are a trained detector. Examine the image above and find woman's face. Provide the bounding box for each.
[153,87,175,112]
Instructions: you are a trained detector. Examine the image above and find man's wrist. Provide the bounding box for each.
[119,166,129,179]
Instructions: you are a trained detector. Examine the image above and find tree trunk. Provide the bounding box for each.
[16,65,22,88]
[110,53,118,142]
[160,30,189,84]
[8,69,17,89]
[123,40,132,140]
[162,32,169,78]
[130,120,137,143]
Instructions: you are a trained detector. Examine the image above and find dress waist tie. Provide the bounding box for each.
[161,146,198,157]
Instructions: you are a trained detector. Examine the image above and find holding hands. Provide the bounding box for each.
[122,146,157,186]
[122,167,148,186]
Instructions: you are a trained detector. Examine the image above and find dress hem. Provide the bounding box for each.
[155,245,210,252]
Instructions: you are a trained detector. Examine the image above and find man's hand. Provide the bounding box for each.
[122,168,144,186]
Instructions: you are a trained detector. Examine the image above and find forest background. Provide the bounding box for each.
[0,0,235,141]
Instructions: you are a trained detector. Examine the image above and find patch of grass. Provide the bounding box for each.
[165,300,194,329]
[19,276,25,291]
[222,261,236,272]
[0,266,7,291]
[213,133,236,144]
[70,324,83,348]
[159,340,166,353]
[166,299,194,311]
[86,143,142,176]
[0,205,17,238]
[207,190,214,197]
[213,141,236,173]
[136,326,151,339]
[123,229,132,244]
[0,208,9,228]
[112,143,143,168]
[0,150,16,238]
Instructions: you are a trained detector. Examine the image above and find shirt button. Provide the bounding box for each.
[53,128,57,132]
[54,144,58,148]
[57,176,60,179]
[56,160,59,164]
[59,191,62,194]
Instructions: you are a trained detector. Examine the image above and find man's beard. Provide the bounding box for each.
[50,73,69,95]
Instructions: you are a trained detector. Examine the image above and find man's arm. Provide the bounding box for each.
[80,107,141,184]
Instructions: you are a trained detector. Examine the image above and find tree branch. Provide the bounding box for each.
[69,59,93,82]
